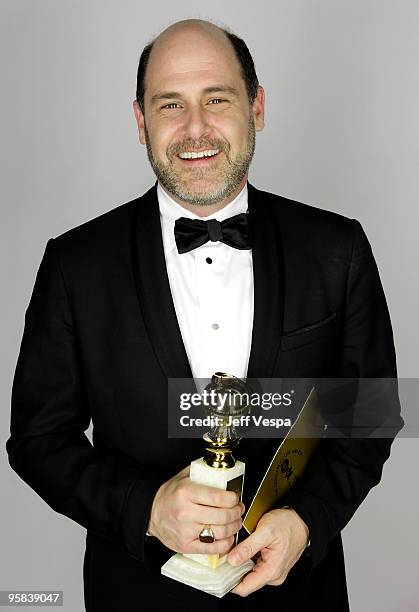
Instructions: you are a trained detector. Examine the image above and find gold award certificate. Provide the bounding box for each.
[243,387,324,534]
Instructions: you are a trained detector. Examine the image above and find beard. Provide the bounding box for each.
[143,111,256,206]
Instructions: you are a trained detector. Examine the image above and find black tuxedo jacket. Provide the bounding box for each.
[7,182,403,611]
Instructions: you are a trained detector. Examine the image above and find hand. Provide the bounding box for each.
[148,466,245,555]
[227,508,310,597]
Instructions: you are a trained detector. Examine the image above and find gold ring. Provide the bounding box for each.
[199,525,215,543]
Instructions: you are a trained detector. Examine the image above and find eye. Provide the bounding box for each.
[208,98,226,105]
[161,103,181,110]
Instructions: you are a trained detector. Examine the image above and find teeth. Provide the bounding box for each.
[179,149,219,159]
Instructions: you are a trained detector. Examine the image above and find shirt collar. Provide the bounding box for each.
[157,181,249,254]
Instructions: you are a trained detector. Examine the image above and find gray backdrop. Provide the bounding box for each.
[1,1,418,610]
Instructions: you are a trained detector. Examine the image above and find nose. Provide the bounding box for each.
[182,104,211,141]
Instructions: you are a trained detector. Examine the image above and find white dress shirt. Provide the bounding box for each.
[157,182,254,382]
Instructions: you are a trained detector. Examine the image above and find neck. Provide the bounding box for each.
[160,175,248,218]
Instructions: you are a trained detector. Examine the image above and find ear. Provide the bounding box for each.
[252,85,265,132]
[133,99,146,145]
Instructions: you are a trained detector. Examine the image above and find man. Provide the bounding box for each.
[7,18,402,611]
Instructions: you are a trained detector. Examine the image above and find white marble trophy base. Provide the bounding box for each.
[161,457,251,597]
[161,554,254,598]
[184,458,245,569]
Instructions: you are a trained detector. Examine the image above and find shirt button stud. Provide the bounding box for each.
[211,323,220,330]
[206,257,212,264]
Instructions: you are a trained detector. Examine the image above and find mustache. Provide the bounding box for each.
[168,140,229,158]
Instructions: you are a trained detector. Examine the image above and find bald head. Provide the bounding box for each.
[153,19,228,48]
[136,19,259,114]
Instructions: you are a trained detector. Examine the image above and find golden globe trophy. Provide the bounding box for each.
[161,372,254,598]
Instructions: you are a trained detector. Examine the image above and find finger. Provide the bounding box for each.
[171,466,190,483]
[195,518,242,541]
[189,483,239,508]
[227,530,271,566]
[267,574,287,586]
[231,558,273,597]
[185,536,235,556]
[190,503,244,525]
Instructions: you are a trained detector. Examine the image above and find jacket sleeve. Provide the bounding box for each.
[6,238,165,563]
[281,219,404,567]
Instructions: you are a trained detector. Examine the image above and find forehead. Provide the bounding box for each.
[145,31,244,96]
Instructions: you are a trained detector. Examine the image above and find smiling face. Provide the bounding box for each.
[133,22,264,211]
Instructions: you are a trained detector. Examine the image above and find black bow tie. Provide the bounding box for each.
[174,212,252,254]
